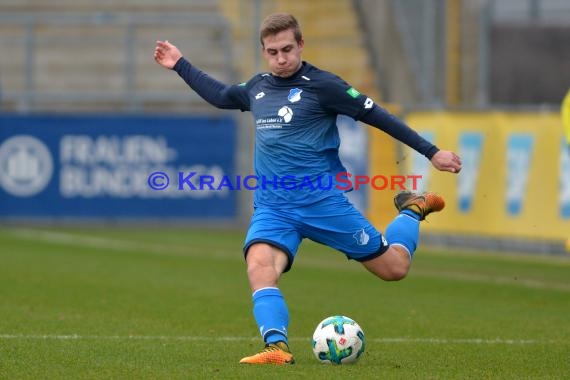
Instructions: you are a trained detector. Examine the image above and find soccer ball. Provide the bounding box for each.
[312,315,366,364]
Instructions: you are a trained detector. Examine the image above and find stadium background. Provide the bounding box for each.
[1,1,570,378]
[1,0,568,254]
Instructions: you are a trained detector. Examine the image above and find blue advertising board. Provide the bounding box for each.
[0,114,237,219]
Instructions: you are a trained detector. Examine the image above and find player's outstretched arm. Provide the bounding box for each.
[154,40,183,69]
[153,40,249,110]
[430,150,462,173]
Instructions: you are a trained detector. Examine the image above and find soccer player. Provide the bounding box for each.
[154,13,462,365]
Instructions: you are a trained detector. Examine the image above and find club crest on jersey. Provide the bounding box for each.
[287,88,303,103]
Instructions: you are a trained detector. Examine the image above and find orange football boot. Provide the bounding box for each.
[239,341,295,365]
[394,191,445,220]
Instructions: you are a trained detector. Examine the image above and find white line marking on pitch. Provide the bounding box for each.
[0,334,561,345]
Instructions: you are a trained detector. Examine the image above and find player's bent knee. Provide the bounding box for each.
[245,243,273,265]
[361,246,410,281]
[244,243,289,289]
[371,265,408,281]
[246,245,275,274]
[245,259,280,290]
[384,265,408,281]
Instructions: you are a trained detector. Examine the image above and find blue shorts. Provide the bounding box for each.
[243,194,390,272]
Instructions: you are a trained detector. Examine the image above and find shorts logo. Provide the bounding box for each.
[353,228,370,246]
[288,88,302,103]
[0,135,53,197]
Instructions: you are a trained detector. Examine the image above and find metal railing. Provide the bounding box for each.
[0,11,234,113]
[355,0,570,107]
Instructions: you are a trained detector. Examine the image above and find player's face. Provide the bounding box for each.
[262,29,304,78]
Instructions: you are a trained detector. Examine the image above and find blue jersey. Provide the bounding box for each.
[174,59,438,207]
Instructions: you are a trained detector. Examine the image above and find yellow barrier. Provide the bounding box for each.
[370,111,570,241]
[367,104,402,229]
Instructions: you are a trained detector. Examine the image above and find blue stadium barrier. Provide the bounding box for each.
[0,114,237,219]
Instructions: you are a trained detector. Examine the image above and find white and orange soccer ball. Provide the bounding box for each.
[312,315,366,364]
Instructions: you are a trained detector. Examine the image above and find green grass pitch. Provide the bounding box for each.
[1,226,569,379]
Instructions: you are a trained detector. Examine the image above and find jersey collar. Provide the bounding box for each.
[270,61,311,84]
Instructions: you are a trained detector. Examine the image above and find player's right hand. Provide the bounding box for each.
[154,40,183,69]
[430,150,462,174]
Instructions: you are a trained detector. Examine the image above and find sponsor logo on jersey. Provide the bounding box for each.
[278,106,293,123]
[255,91,265,100]
[346,87,360,98]
[287,88,303,103]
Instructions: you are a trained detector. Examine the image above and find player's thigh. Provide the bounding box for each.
[301,195,389,261]
[243,207,302,273]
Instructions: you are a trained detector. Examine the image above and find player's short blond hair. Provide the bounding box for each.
[259,13,302,47]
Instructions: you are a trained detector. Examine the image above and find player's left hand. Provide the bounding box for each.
[154,40,183,70]
[430,150,462,173]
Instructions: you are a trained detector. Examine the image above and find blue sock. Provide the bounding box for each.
[385,210,421,258]
[252,287,289,345]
